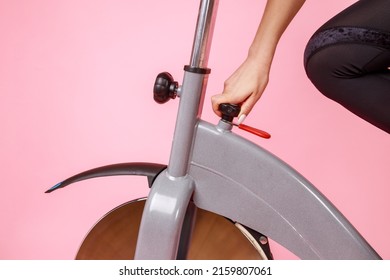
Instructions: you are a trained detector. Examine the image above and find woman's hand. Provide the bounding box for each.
[211,0,305,123]
[211,56,269,123]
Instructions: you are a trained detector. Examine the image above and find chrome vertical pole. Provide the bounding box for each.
[189,0,219,68]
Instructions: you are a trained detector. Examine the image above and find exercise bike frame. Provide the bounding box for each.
[47,0,381,260]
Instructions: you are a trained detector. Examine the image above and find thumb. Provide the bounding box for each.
[238,94,259,120]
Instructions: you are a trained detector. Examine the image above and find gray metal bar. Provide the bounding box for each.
[188,120,381,260]
[167,72,207,177]
[134,172,195,259]
[166,0,219,178]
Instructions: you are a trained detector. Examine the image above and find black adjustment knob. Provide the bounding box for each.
[153,72,178,104]
[219,103,241,122]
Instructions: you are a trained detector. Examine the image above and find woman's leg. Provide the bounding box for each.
[304,0,390,133]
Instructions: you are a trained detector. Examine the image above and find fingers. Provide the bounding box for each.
[210,94,221,116]
[211,90,261,123]
[211,92,253,121]
[211,93,237,117]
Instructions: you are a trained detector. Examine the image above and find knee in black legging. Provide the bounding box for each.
[304,29,390,133]
[302,0,390,133]
[304,40,367,103]
[303,27,387,102]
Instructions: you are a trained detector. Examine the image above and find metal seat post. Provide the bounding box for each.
[189,0,219,68]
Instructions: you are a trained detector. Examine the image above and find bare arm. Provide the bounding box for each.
[211,0,306,122]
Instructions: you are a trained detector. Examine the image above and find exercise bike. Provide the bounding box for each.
[46,0,381,260]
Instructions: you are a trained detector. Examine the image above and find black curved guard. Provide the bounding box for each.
[45,162,167,193]
[46,161,273,260]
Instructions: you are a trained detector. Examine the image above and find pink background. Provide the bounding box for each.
[1,0,389,259]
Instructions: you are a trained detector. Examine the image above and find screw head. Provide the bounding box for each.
[259,236,268,245]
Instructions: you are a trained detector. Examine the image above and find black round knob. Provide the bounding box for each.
[153,72,178,104]
[219,103,241,122]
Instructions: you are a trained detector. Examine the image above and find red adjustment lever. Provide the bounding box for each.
[218,103,271,139]
[235,123,271,139]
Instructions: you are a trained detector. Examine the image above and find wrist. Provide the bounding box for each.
[246,47,273,77]
[247,42,275,67]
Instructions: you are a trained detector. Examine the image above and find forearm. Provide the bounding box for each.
[248,0,306,68]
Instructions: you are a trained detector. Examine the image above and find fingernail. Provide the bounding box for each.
[237,114,246,125]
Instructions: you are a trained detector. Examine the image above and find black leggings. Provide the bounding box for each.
[304,0,390,133]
